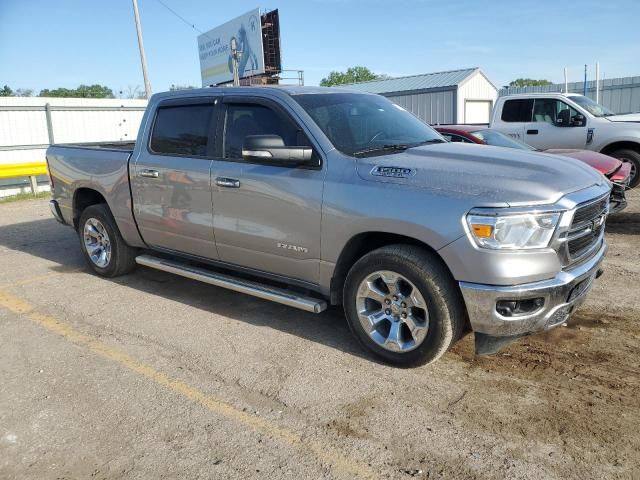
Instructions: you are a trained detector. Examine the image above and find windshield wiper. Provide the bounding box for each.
[353,144,413,157]
[353,139,445,157]
[411,139,446,146]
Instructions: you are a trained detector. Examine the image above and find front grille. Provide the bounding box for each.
[572,196,608,226]
[568,224,604,256]
[566,195,609,261]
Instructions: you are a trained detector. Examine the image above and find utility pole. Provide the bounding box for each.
[583,64,587,96]
[132,0,152,98]
[595,62,600,104]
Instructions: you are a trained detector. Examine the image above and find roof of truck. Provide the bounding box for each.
[501,92,583,98]
[153,85,368,100]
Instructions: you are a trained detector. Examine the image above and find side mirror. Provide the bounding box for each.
[572,114,586,127]
[242,135,317,167]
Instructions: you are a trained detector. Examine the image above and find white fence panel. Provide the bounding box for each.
[0,97,148,197]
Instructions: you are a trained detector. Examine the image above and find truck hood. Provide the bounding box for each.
[544,148,622,177]
[356,143,607,207]
[605,112,640,122]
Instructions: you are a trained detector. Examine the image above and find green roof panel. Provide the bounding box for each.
[340,67,479,94]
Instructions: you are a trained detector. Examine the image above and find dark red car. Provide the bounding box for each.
[435,125,630,213]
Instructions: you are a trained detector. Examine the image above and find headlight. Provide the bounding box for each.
[466,211,560,250]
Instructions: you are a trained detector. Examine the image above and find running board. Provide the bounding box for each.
[135,254,327,314]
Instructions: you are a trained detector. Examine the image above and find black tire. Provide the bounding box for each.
[343,244,465,366]
[609,148,640,188]
[78,204,137,277]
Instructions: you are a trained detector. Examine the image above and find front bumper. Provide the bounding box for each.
[459,240,607,338]
[609,181,628,214]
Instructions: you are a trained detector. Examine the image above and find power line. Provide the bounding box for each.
[152,0,207,36]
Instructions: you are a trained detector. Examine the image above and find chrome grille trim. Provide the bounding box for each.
[563,194,609,265]
[570,195,609,229]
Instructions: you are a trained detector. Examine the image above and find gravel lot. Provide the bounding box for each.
[1,193,639,480]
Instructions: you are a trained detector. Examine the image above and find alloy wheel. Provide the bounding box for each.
[83,218,112,268]
[355,270,429,352]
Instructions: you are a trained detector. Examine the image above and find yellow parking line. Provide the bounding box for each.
[0,289,376,479]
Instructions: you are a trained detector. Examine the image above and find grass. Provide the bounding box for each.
[0,191,51,204]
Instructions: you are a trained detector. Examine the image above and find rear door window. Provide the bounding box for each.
[150,104,215,156]
[501,99,534,122]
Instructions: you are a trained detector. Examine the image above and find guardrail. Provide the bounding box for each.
[0,162,48,194]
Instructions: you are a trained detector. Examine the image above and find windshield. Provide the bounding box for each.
[292,93,444,156]
[469,129,536,151]
[569,95,615,117]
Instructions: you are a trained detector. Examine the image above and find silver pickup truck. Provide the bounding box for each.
[46,86,611,365]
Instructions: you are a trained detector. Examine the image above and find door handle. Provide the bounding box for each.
[216,177,240,188]
[139,169,159,178]
[526,129,539,135]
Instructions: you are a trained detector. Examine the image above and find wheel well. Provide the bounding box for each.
[600,141,640,156]
[73,188,107,230]
[330,232,446,305]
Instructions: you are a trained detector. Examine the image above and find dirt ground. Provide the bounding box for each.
[0,191,638,480]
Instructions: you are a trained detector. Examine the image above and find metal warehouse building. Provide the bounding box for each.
[343,67,498,124]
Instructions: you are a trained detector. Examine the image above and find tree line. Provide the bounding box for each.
[1,83,198,98]
[0,84,147,98]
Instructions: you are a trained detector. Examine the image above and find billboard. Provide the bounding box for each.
[197,9,265,86]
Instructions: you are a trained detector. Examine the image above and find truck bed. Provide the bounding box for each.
[46,142,138,242]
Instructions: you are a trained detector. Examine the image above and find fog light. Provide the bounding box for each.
[496,298,544,317]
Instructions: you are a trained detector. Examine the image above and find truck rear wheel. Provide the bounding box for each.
[343,245,465,366]
[79,204,137,277]
[610,148,640,188]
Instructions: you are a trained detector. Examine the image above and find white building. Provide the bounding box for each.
[343,67,499,124]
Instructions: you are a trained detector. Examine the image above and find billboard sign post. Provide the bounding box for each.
[197,9,265,86]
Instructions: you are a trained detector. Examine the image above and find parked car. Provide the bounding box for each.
[435,125,629,213]
[490,93,640,187]
[46,87,610,366]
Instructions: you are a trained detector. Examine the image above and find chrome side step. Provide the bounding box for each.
[135,254,327,314]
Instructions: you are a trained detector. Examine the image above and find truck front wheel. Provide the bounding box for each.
[610,148,640,188]
[79,204,137,277]
[343,245,465,366]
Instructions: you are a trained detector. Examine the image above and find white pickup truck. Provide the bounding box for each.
[491,93,640,187]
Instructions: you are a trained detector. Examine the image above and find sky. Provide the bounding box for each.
[1,0,639,95]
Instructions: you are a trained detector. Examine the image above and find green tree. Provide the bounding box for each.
[320,66,388,86]
[39,87,73,97]
[14,88,34,97]
[509,78,553,88]
[170,84,197,91]
[0,85,13,96]
[39,84,114,98]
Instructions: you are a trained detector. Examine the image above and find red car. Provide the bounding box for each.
[435,125,630,213]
